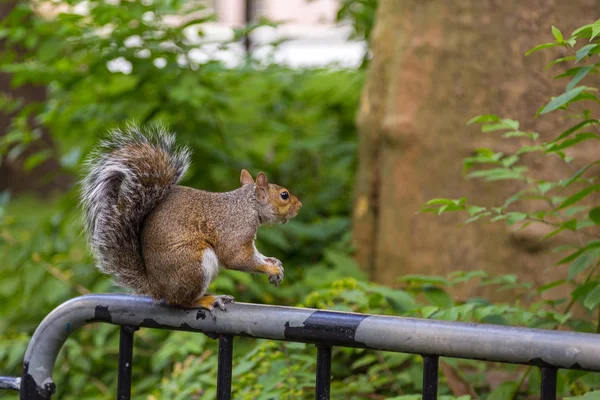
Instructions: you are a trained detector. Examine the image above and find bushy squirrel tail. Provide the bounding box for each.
[80,124,190,293]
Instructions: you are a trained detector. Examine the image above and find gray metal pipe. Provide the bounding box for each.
[0,376,20,391]
[18,293,600,398]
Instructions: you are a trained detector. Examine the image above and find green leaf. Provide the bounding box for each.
[426,198,464,206]
[467,167,527,181]
[462,211,492,224]
[572,281,599,303]
[559,241,600,264]
[541,86,587,115]
[501,155,519,167]
[481,118,519,132]
[449,270,488,284]
[437,203,464,214]
[538,279,565,293]
[537,182,555,194]
[24,149,52,171]
[487,381,519,400]
[576,44,598,62]
[583,284,600,310]
[466,114,500,125]
[421,306,439,318]
[566,91,600,107]
[466,205,486,216]
[545,132,599,152]
[552,26,564,42]
[350,354,377,370]
[544,227,566,240]
[545,56,576,70]
[400,275,448,285]
[573,23,594,38]
[525,42,561,56]
[368,286,415,311]
[592,19,600,40]
[563,219,578,231]
[437,307,460,321]
[588,207,600,225]
[463,149,504,170]
[565,205,589,217]
[423,287,453,307]
[505,212,528,225]
[558,184,600,209]
[578,219,596,230]
[567,65,594,91]
[562,161,600,188]
[566,390,600,399]
[502,130,539,140]
[516,145,544,155]
[569,253,592,280]
[552,119,600,143]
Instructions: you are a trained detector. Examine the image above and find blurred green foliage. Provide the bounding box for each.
[335,0,377,44]
[335,0,377,67]
[2,0,600,399]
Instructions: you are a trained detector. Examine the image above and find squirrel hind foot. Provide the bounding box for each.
[192,294,236,319]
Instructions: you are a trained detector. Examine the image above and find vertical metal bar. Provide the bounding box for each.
[117,325,137,400]
[217,335,234,400]
[422,355,439,400]
[243,0,252,55]
[315,345,332,400]
[540,367,557,400]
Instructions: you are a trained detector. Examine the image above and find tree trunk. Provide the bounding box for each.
[354,0,600,299]
[0,1,70,195]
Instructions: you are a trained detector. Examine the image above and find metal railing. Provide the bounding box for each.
[2,293,600,399]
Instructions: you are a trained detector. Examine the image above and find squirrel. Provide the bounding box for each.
[80,125,302,315]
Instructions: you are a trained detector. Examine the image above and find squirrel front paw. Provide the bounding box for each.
[265,257,284,286]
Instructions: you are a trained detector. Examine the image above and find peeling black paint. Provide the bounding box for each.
[284,311,368,346]
[21,362,55,400]
[11,295,600,400]
[204,331,220,340]
[528,357,553,367]
[140,318,169,329]
[196,310,207,320]
[137,318,223,340]
[140,318,197,333]
[85,305,112,323]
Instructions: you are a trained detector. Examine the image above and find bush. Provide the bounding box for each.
[0,0,369,399]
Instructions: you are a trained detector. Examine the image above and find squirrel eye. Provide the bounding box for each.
[280,191,289,200]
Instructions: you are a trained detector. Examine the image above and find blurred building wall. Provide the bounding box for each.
[215,0,340,26]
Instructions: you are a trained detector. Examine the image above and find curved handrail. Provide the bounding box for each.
[14,293,600,398]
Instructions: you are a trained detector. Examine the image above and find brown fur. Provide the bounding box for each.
[143,179,302,306]
[81,127,301,309]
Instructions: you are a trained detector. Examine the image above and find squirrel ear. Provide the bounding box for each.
[256,172,268,189]
[240,169,254,186]
[255,172,269,202]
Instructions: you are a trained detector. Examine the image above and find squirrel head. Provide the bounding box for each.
[240,169,302,225]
